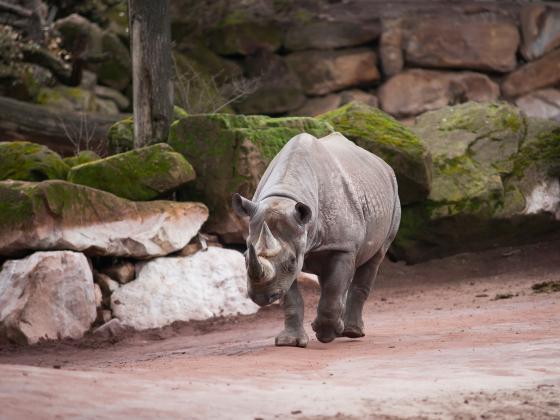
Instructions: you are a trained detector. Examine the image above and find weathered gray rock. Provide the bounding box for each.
[379,19,404,77]
[234,52,305,115]
[319,102,431,205]
[520,5,560,61]
[291,94,342,117]
[393,102,560,263]
[378,69,500,117]
[0,251,96,345]
[94,85,130,111]
[516,89,560,121]
[68,144,196,201]
[206,22,282,55]
[111,248,259,330]
[502,49,560,98]
[405,19,519,72]
[286,48,380,96]
[0,180,208,258]
[0,141,69,182]
[284,20,380,51]
[55,13,131,91]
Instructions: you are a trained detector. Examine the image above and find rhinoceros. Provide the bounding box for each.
[232,132,400,347]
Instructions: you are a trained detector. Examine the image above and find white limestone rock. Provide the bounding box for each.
[111,248,259,330]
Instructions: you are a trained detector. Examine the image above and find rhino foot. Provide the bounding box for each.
[342,324,365,338]
[275,329,309,348]
[312,318,344,343]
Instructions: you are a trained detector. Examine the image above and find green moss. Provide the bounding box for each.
[107,116,134,154]
[437,102,524,135]
[68,143,195,201]
[63,150,100,168]
[0,141,69,181]
[320,102,431,204]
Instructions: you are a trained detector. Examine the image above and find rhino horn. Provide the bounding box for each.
[247,244,264,280]
[255,222,281,257]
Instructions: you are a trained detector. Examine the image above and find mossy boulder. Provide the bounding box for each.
[169,114,333,242]
[106,107,189,154]
[0,141,69,181]
[392,102,560,263]
[36,86,98,112]
[319,102,432,204]
[63,150,101,168]
[0,180,208,258]
[68,143,195,201]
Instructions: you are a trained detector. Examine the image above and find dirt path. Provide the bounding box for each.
[1,240,560,419]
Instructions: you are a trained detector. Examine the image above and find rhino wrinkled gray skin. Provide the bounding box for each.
[232,132,401,347]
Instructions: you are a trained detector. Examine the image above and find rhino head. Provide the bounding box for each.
[232,193,312,306]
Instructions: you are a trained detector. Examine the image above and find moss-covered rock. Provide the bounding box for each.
[319,102,432,204]
[68,143,195,201]
[0,180,208,258]
[106,107,189,154]
[63,150,101,168]
[392,102,560,263]
[0,141,69,181]
[36,86,97,112]
[169,113,333,242]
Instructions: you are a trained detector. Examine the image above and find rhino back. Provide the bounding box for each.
[254,132,399,263]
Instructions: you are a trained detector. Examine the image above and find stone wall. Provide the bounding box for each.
[170,0,560,121]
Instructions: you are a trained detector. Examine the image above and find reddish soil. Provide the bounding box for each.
[1,240,560,419]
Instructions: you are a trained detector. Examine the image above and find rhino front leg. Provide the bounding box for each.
[275,280,308,348]
[312,252,355,343]
[343,250,384,338]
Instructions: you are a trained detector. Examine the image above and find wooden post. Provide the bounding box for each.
[128,0,173,148]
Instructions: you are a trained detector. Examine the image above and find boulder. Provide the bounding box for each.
[0,180,208,258]
[169,114,333,243]
[54,13,131,91]
[234,52,305,115]
[206,22,282,56]
[286,48,380,96]
[0,251,96,345]
[291,90,378,117]
[92,318,126,338]
[36,86,98,113]
[68,144,196,201]
[405,19,519,72]
[516,89,560,121]
[107,116,134,154]
[284,20,380,51]
[111,247,259,330]
[392,102,560,263]
[379,19,404,77]
[291,94,343,117]
[502,49,560,98]
[319,102,431,205]
[520,5,560,61]
[378,69,500,117]
[63,150,101,168]
[0,141,69,182]
[94,85,130,111]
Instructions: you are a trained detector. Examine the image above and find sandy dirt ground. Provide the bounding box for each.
[1,239,560,419]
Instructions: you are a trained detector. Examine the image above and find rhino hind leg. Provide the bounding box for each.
[311,252,355,343]
[342,250,385,338]
[275,280,308,348]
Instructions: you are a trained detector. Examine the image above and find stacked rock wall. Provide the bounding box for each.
[170,0,560,121]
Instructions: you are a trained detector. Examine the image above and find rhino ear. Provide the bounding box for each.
[294,202,312,225]
[232,193,257,218]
